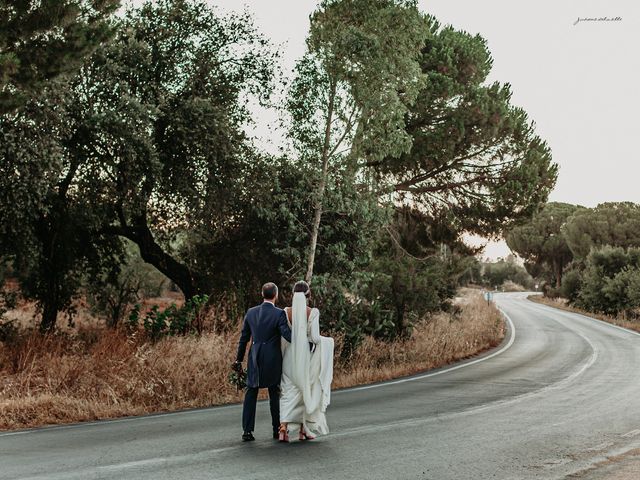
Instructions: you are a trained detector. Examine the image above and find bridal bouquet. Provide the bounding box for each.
[229,363,247,391]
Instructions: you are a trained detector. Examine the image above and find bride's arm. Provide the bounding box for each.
[309,309,322,344]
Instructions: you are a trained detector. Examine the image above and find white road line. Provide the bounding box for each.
[0,403,241,438]
[528,296,640,338]
[329,323,598,438]
[341,308,516,392]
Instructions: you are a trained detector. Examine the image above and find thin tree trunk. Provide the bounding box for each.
[40,289,59,333]
[305,79,337,283]
[554,259,563,289]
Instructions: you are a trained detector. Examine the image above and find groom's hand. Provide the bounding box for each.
[232,361,242,373]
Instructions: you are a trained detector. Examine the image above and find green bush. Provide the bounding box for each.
[310,274,395,357]
[560,269,582,302]
[0,319,19,343]
[574,246,640,315]
[87,241,169,328]
[127,295,209,340]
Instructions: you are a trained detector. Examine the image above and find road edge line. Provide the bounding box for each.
[341,306,516,392]
[527,295,640,338]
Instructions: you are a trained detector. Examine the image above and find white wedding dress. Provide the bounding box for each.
[280,292,334,438]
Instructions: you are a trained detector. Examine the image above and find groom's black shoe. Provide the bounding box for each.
[242,432,255,442]
[273,431,279,439]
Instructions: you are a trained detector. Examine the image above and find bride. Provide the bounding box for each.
[278,281,334,442]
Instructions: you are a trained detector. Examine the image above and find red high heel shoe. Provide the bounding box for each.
[278,425,289,443]
[299,426,315,441]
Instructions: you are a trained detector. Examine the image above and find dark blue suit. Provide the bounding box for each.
[236,301,292,434]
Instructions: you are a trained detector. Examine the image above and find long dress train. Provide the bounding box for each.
[280,293,334,438]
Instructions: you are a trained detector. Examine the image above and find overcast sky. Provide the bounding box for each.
[130,1,640,259]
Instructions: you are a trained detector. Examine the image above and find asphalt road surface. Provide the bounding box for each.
[3,292,640,480]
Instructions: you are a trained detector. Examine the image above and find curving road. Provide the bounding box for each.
[3,293,640,480]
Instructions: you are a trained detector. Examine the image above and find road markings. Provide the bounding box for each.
[341,308,516,393]
[528,296,640,338]
[0,403,241,438]
[587,441,615,451]
[9,446,245,480]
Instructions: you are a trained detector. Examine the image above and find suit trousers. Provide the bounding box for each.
[242,385,280,433]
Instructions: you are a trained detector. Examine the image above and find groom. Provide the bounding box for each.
[234,282,292,441]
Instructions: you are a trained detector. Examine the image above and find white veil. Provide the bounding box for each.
[291,292,312,413]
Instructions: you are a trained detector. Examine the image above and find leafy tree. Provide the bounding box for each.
[0,84,123,332]
[365,246,460,338]
[67,0,277,300]
[369,16,557,239]
[185,156,387,308]
[563,202,640,259]
[1,0,276,330]
[457,256,483,286]
[288,0,430,281]
[506,202,585,288]
[0,0,119,112]
[357,207,468,337]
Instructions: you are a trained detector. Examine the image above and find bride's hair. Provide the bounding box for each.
[293,280,310,297]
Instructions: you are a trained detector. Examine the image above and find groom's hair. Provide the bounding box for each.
[262,282,278,300]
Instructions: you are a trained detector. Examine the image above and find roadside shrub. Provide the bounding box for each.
[0,319,19,343]
[310,274,395,357]
[575,246,640,315]
[0,287,19,342]
[560,269,582,302]
[128,295,209,340]
[543,284,561,298]
[501,280,525,292]
[87,243,169,328]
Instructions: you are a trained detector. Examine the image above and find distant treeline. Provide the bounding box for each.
[458,255,534,291]
[507,202,640,316]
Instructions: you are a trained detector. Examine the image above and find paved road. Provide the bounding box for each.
[3,293,640,480]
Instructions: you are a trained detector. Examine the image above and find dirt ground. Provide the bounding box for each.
[570,449,640,479]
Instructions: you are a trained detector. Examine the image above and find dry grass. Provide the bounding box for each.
[528,295,640,334]
[0,291,504,430]
[333,293,505,388]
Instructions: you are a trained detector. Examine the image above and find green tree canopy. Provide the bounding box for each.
[288,0,430,280]
[370,16,557,238]
[70,0,278,300]
[506,202,585,288]
[0,0,278,330]
[0,84,123,332]
[563,202,640,259]
[0,0,119,112]
[482,258,534,289]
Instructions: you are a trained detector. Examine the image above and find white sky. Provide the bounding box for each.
[131,1,640,259]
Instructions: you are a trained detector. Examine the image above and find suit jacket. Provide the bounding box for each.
[236,302,292,388]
